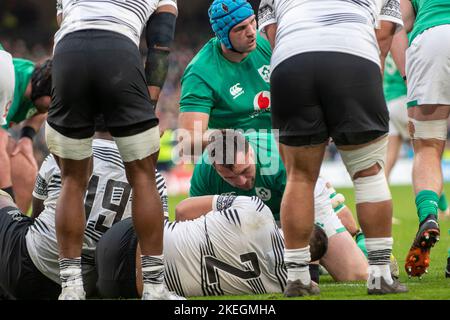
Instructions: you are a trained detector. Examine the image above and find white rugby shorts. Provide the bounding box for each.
[406,24,450,107]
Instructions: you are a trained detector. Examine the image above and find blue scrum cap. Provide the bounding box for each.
[208,0,254,50]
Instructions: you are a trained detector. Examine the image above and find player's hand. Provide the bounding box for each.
[11,138,38,171]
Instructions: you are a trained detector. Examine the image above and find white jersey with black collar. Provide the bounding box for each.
[55,0,177,47]
[258,0,402,70]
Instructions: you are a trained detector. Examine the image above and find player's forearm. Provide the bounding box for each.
[376,21,396,74]
[22,112,47,133]
[31,197,44,219]
[177,112,211,162]
[400,0,415,33]
[175,196,214,221]
[265,24,277,49]
[144,7,177,103]
[390,28,409,78]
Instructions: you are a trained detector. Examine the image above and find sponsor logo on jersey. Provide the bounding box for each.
[253,91,271,111]
[255,187,271,201]
[230,83,244,99]
[258,65,271,83]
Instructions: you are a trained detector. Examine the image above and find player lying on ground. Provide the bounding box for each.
[186,129,368,282]
[95,195,328,298]
[0,127,170,299]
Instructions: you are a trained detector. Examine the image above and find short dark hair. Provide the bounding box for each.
[207,129,250,169]
[31,58,52,102]
[309,225,328,261]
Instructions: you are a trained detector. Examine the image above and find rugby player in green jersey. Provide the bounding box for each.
[185,130,369,282]
[399,0,450,278]
[0,52,52,212]
[176,0,367,273]
[178,0,272,159]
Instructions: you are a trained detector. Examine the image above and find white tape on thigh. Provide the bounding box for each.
[408,118,447,140]
[114,125,160,162]
[354,169,391,203]
[338,135,388,178]
[45,122,93,160]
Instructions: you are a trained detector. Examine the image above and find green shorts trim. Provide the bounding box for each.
[336,227,347,234]
[407,100,418,108]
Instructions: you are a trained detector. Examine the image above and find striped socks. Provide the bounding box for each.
[59,257,83,288]
[366,237,393,285]
[141,254,165,290]
[284,247,311,285]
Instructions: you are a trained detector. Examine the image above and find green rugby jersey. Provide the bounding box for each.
[0,43,4,51]
[383,54,407,102]
[180,34,272,131]
[410,0,450,44]
[2,58,36,129]
[189,132,285,220]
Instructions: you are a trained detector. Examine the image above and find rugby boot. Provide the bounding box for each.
[58,285,86,300]
[405,214,440,277]
[283,279,320,297]
[368,277,408,295]
[142,284,186,300]
[390,254,400,279]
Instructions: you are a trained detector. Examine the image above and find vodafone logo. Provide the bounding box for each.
[253,91,271,110]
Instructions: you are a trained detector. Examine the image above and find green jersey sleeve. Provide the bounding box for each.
[179,72,215,115]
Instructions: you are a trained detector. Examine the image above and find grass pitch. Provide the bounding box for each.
[168,184,450,300]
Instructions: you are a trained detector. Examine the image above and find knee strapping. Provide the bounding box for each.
[339,136,391,203]
[45,122,93,160]
[114,125,160,162]
[408,118,447,140]
[353,170,391,203]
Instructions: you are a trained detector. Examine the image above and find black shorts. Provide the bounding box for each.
[48,30,158,139]
[0,206,60,300]
[95,218,139,299]
[270,52,389,146]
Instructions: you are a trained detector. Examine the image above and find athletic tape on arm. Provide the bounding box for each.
[145,12,176,88]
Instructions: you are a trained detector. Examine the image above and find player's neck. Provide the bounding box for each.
[221,45,249,63]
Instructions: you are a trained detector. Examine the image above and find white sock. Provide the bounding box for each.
[366,237,393,285]
[284,246,311,285]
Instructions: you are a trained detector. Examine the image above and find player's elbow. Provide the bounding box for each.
[175,201,192,221]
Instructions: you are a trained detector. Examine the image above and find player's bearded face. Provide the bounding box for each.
[229,15,257,53]
[215,152,256,190]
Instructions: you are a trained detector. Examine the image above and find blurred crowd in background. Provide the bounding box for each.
[2,0,449,194]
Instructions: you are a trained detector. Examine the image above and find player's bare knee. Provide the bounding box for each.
[353,163,381,179]
[345,269,368,281]
[339,135,391,204]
